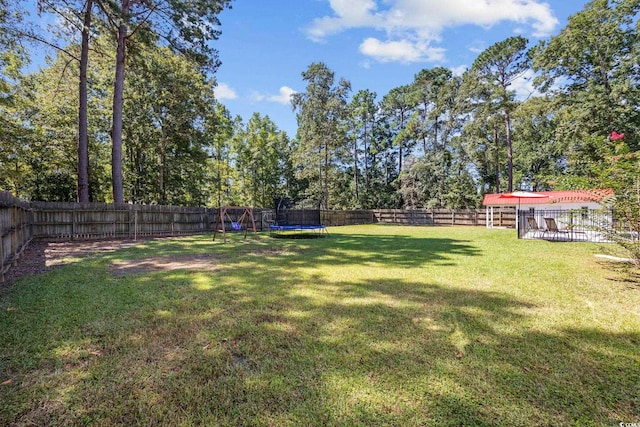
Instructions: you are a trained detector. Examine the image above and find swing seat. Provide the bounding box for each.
[231,221,242,231]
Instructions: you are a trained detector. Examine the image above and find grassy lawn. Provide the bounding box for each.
[1,225,639,426]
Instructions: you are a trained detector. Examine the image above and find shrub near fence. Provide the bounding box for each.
[0,192,32,283]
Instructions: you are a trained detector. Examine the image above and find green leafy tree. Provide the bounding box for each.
[460,91,506,194]
[232,113,292,207]
[365,112,401,208]
[10,0,99,202]
[466,35,529,192]
[411,69,465,207]
[593,138,640,263]
[0,0,30,196]
[532,0,640,178]
[122,44,216,205]
[292,62,351,209]
[512,96,564,190]
[205,103,235,207]
[97,0,233,203]
[346,89,377,207]
[381,84,418,176]
[7,58,87,201]
[411,67,453,154]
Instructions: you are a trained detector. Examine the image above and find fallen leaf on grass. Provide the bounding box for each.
[6,307,18,312]
[456,352,464,359]
[2,379,13,385]
[89,350,102,356]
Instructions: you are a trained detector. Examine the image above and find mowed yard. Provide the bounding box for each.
[1,225,638,426]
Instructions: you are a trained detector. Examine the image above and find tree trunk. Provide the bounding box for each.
[77,0,92,203]
[505,111,513,192]
[363,122,369,193]
[434,115,439,151]
[324,139,329,210]
[160,136,166,204]
[354,135,359,205]
[110,0,129,204]
[494,126,500,193]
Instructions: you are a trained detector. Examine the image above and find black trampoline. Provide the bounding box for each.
[270,198,328,238]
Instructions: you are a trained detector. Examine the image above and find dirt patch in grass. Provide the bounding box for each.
[251,248,294,256]
[110,254,218,275]
[3,239,144,286]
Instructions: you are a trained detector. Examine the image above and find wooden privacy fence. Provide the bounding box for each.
[30,202,272,241]
[0,192,33,283]
[321,210,376,226]
[321,208,514,227]
[31,202,213,240]
[370,208,515,227]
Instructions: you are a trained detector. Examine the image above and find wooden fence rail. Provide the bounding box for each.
[323,208,515,228]
[30,202,215,240]
[29,203,274,241]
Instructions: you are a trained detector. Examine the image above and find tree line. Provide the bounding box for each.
[292,0,639,210]
[1,0,638,211]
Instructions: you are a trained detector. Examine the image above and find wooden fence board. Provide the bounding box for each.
[0,192,33,283]
[371,208,514,227]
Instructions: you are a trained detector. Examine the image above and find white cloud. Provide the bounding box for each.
[467,40,487,54]
[214,83,237,100]
[359,59,372,69]
[250,87,297,105]
[510,69,540,100]
[307,0,381,42]
[307,0,559,63]
[450,65,468,77]
[359,37,445,63]
[268,86,297,105]
[250,91,266,103]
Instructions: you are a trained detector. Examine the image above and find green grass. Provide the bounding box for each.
[1,225,639,426]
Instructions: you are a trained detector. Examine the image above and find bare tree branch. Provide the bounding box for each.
[37,0,84,33]
[7,27,80,62]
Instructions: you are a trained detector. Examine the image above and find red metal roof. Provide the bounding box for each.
[482,189,614,206]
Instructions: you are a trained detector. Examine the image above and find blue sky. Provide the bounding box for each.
[212,0,588,137]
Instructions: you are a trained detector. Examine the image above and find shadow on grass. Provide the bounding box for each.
[84,231,483,270]
[596,260,640,289]
[0,234,638,426]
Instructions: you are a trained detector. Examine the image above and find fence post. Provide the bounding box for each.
[128,205,132,239]
[11,207,16,266]
[0,236,4,283]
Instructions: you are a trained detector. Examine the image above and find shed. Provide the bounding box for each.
[482,189,613,229]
